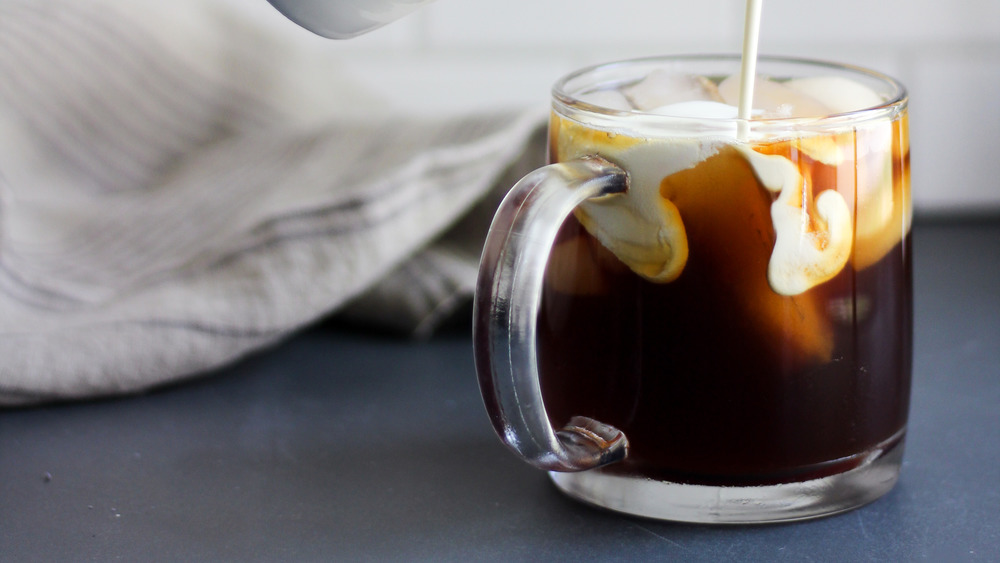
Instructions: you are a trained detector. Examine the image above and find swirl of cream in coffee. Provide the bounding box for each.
[555,71,906,297]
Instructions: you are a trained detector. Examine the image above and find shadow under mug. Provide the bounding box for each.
[474,54,912,524]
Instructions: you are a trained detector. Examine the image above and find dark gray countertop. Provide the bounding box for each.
[2,218,999,561]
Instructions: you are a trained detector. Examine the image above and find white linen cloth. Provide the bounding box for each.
[0,0,546,404]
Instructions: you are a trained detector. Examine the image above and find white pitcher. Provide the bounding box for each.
[266,0,436,39]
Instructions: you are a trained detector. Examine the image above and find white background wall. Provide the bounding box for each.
[255,0,1000,216]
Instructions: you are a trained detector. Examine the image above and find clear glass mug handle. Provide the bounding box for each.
[473,156,631,472]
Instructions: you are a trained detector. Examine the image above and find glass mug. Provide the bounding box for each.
[474,54,911,523]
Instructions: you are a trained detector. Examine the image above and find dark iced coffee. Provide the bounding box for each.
[537,68,912,487]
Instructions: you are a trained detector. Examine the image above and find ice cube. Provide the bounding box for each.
[718,74,830,119]
[575,88,633,111]
[649,100,739,119]
[852,120,901,269]
[627,101,741,137]
[623,69,722,111]
[784,76,885,114]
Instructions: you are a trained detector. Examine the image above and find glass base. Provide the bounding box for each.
[549,434,904,524]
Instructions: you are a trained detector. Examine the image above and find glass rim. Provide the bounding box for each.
[551,53,909,131]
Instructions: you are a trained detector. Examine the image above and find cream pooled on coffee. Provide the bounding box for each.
[556,70,903,296]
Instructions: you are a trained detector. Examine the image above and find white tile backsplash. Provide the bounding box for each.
[758,0,1000,44]
[267,0,1000,214]
[908,49,1000,212]
[424,0,739,48]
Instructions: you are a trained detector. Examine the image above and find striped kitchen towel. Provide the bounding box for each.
[0,0,546,404]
